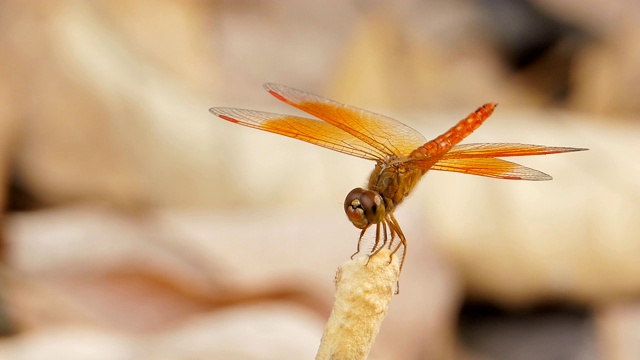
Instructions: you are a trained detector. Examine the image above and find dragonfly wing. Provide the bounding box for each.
[263,83,427,157]
[429,157,553,180]
[412,143,587,180]
[443,143,587,159]
[210,107,387,161]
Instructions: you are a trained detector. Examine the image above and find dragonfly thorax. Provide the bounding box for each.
[368,162,425,209]
[343,162,426,230]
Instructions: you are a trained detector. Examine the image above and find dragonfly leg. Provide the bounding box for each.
[351,226,369,259]
[387,222,397,250]
[370,223,382,253]
[382,221,389,250]
[371,221,389,254]
[387,213,407,274]
[365,223,385,266]
[371,220,391,257]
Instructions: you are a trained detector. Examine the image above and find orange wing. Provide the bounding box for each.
[431,157,553,180]
[263,83,426,157]
[209,108,388,161]
[213,84,587,181]
[423,143,586,180]
[442,143,586,159]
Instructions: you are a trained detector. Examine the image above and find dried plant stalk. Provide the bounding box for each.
[316,249,400,360]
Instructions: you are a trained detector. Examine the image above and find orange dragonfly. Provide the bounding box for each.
[210,84,586,271]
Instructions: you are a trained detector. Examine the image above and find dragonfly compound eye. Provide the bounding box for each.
[359,190,385,225]
[344,188,386,229]
[344,188,368,229]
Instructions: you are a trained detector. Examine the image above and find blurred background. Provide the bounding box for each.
[0,0,638,359]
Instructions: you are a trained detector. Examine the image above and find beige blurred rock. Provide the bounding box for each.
[570,16,640,115]
[327,4,528,110]
[0,326,135,360]
[0,305,323,360]
[597,301,640,360]
[145,303,323,360]
[2,203,460,359]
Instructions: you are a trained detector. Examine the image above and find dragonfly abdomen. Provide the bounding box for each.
[410,103,497,159]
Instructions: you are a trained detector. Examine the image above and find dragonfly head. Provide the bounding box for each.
[344,187,386,229]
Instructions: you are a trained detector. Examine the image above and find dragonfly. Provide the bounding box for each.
[210,84,586,272]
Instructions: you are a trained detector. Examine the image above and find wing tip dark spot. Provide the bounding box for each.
[263,83,289,102]
[268,89,287,103]
[215,113,240,123]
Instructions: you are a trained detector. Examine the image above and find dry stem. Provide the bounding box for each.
[316,249,400,360]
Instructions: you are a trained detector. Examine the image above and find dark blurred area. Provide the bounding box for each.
[0,1,638,359]
[458,302,596,360]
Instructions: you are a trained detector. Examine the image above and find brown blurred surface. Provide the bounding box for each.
[0,1,638,359]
